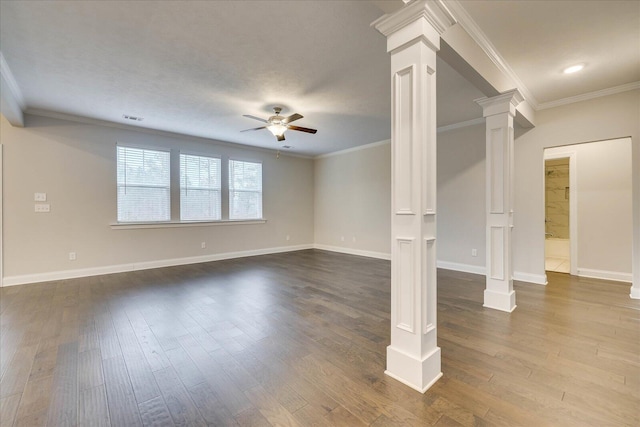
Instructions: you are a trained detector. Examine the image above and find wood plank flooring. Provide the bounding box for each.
[1,249,638,426]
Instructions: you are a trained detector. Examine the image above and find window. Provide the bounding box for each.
[180,153,221,220]
[229,160,263,219]
[115,148,265,225]
[117,146,170,222]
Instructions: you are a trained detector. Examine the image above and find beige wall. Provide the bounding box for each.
[310,90,638,285]
[311,127,488,269]
[2,90,638,288]
[573,138,632,274]
[313,142,391,257]
[1,114,314,282]
[515,90,639,282]
[436,91,637,282]
[437,124,486,269]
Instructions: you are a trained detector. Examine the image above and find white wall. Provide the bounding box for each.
[437,123,485,272]
[1,113,314,284]
[515,90,639,284]
[313,141,391,258]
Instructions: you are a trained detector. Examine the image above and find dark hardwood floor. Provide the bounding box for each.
[1,249,638,426]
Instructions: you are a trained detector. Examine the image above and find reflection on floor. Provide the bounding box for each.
[546,256,570,273]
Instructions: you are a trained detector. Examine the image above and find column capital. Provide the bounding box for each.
[372,0,457,53]
[475,89,524,118]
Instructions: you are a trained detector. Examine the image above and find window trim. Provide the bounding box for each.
[110,219,266,229]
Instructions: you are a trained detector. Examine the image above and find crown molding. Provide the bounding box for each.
[317,116,492,157]
[444,0,539,109]
[437,117,484,133]
[537,81,640,111]
[23,108,313,159]
[315,139,391,159]
[372,0,456,37]
[0,52,26,109]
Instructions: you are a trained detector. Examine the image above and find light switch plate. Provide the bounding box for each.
[34,192,47,201]
[35,204,51,213]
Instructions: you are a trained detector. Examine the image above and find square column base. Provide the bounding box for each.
[385,346,442,393]
[631,286,640,299]
[483,289,516,312]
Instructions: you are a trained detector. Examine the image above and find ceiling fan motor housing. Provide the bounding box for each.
[269,115,284,124]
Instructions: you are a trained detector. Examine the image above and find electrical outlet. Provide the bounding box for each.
[286,235,290,241]
[69,252,76,261]
[352,237,356,242]
[201,242,206,249]
[471,248,478,257]
[35,204,50,213]
[34,192,47,201]
[341,236,345,242]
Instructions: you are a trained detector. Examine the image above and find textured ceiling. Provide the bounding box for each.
[0,0,483,156]
[1,1,637,155]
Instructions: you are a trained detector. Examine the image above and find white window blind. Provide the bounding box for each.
[229,160,263,220]
[117,146,170,222]
[180,153,221,221]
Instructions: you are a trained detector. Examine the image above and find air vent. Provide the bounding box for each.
[123,114,144,121]
[282,145,292,149]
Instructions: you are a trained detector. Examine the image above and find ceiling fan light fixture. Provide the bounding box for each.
[563,64,584,74]
[242,107,316,140]
[267,123,287,137]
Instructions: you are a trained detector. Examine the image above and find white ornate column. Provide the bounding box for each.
[373,1,455,393]
[476,89,523,312]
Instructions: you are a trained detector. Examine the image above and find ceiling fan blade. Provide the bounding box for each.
[277,134,286,142]
[282,113,303,124]
[287,125,317,134]
[243,114,268,123]
[240,126,267,132]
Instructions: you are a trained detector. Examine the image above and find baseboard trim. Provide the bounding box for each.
[436,261,548,286]
[313,244,391,260]
[436,261,486,275]
[577,268,632,283]
[1,244,314,287]
[6,245,598,288]
[513,271,548,285]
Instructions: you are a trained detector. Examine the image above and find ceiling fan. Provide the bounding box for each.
[241,107,317,141]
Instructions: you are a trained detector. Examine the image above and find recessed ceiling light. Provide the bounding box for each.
[563,64,584,74]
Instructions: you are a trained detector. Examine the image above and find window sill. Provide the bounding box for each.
[110,219,267,230]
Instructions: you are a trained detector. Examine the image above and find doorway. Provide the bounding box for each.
[544,148,578,276]
[544,157,571,273]
[543,138,633,282]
